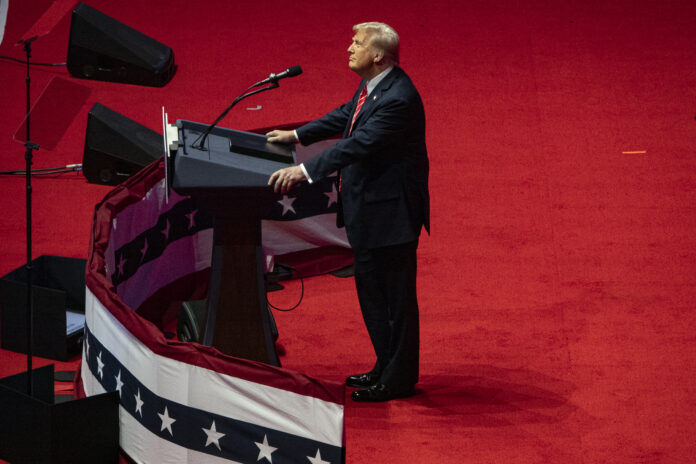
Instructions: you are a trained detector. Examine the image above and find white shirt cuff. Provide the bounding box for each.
[300,163,313,184]
[293,130,300,143]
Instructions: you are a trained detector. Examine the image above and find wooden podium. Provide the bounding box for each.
[167,119,296,366]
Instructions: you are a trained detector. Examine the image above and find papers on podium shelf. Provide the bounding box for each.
[0,1,7,47]
[162,107,170,202]
[162,107,181,203]
[66,310,85,336]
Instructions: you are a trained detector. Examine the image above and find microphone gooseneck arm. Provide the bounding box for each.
[192,65,303,151]
[192,82,278,150]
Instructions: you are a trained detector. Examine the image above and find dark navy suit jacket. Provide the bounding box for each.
[298,66,429,250]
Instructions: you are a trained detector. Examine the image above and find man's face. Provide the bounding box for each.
[348,29,379,77]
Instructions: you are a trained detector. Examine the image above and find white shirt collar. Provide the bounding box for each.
[365,66,394,96]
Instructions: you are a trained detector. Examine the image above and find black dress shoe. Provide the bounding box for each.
[346,372,379,388]
[350,383,415,402]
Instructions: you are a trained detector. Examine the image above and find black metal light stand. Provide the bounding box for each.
[21,35,40,396]
[0,34,121,464]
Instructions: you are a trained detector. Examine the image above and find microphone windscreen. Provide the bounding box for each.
[288,65,303,77]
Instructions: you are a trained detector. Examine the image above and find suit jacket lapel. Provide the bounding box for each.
[348,67,402,133]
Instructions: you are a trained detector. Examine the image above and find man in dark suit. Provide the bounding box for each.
[267,22,429,402]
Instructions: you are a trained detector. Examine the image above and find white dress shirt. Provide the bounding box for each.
[299,66,395,183]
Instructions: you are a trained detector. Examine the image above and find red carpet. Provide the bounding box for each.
[2,0,696,462]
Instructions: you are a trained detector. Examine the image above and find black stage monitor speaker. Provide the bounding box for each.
[83,103,163,185]
[67,2,175,87]
[0,256,87,361]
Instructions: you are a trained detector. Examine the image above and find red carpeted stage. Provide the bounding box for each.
[1,0,696,462]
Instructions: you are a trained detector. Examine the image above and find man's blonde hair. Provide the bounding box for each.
[353,22,400,65]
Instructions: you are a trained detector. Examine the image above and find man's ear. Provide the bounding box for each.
[372,47,385,64]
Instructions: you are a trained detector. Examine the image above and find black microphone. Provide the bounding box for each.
[256,65,303,86]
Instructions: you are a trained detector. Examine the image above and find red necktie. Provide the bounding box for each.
[349,86,368,135]
[340,86,368,192]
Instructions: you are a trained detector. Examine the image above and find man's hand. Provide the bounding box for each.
[268,165,306,194]
[266,129,297,144]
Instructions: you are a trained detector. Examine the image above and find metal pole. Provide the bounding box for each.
[22,37,38,396]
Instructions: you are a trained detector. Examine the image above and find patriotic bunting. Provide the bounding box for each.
[79,159,346,463]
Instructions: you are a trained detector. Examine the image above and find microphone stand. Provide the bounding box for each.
[19,36,40,396]
[192,81,280,151]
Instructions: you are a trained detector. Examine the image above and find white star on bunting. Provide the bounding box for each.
[307,448,331,464]
[277,195,296,216]
[134,388,144,417]
[158,406,176,436]
[117,255,126,277]
[140,238,149,262]
[324,184,338,208]
[255,434,277,462]
[96,351,104,379]
[114,370,124,397]
[202,420,225,451]
[162,218,171,240]
[186,209,197,229]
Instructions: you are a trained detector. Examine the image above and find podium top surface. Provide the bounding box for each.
[171,120,296,194]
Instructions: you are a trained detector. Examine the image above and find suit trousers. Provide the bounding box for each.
[353,239,420,390]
